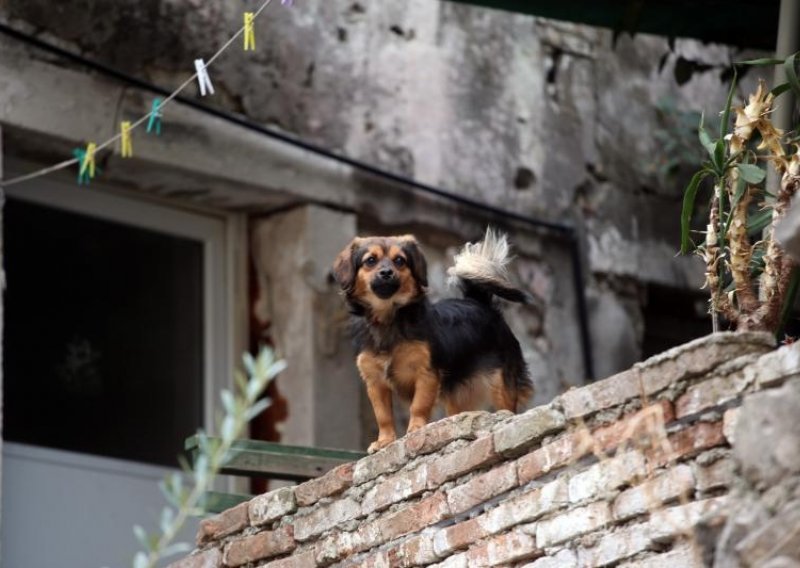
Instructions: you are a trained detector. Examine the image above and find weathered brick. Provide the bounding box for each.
[493,405,566,456]
[647,497,727,541]
[559,368,641,419]
[517,433,585,484]
[364,492,451,549]
[749,341,800,389]
[352,550,391,568]
[429,552,469,568]
[694,458,735,493]
[722,407,739,445]
[647,421,725,467]
[361,463,429,515]
[446,461,518,514]
[249,487,296,527]
[427,435,499,489]
[196,501,249,545]
[314,530,363,565]
[568,451,647,503]
[482,477,568,534]
[294,462,354,507]
[353,441,408,486]
[619,542,703,568]
[223,526,295,567]
[576,522,652,567]
[387,533,439,567]
[675,373,750,419]
[433,517,487,557]
[521,549,577,568]
[591,400,674,453]
[612,464,695,520]
[536,501,611,547]
[293,497,361,541]
[465,531,541,567]
[635,332,773,396]
[404,411,498,457]
[167,547,222,568]
[260,549,317,568]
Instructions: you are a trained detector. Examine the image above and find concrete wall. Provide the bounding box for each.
[0,1,766,378]
[172,332,800,568]
[0,1,772,451]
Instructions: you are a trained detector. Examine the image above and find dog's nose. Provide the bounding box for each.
[379,268,394,280]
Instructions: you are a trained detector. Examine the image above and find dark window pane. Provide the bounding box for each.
[3,197,204,467]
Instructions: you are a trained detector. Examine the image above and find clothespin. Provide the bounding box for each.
[194,58,215,97]
[147,98,163,136]
[72,147,90,185]
[244,12,256,51]
[79,142,97,182]
[120,121,133,158]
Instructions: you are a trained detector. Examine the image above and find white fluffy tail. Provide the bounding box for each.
[447,228,531,304]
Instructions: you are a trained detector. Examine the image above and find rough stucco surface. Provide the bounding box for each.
[0,1,767,392]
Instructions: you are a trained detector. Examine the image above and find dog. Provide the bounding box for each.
[332,228,534,453]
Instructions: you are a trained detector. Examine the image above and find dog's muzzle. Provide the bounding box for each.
[371,269,400,299]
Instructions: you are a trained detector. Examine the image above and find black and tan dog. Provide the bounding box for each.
[333,228,534,453]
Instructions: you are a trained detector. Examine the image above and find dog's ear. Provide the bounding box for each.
[332,238,360,293]
[401,236,428,288]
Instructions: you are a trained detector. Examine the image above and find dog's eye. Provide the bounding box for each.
[393,257,406,268]
[365,256,378,267]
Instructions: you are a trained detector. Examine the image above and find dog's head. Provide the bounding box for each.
[333,235,428,313]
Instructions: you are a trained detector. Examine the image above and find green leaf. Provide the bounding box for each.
[245,398,272,422]
[711,139,726,174]
[747,209,774,236]
[133,551,148,568]
[160,506,175,535]
[133,525,149,550]
[220,389,235,414]
[784,52,800,99]
[698,112,716,158]
[720,68,738,140]
[737,163,766,184]
[162,542,192,558]
[772,82,792,97]
[680,170,709,253]
[777,266,800,340]
[738,57,786,66]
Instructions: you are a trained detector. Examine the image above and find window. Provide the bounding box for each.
[4,197,204,466]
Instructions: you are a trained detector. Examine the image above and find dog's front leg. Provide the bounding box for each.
[357,352,396,453]
[407,372,439,433]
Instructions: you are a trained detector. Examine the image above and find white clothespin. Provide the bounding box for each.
[194,58,215,97]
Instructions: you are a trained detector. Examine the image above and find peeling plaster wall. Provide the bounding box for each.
[0,1,768,391]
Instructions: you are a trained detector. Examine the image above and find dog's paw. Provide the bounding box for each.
[367,437,395,454]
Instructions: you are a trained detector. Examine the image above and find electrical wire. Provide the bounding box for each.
[0,0,276,188]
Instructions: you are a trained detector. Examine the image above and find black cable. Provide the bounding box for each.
[0,21,595,380]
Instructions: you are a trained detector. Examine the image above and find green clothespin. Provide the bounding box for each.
[72,147,91,185]
[147,98,163,136]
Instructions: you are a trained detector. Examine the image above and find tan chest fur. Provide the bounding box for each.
[357,340,436,401]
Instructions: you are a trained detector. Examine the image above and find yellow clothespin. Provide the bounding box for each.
[244,12,256,51]
[79,142,97,180]
[120,121,133,158]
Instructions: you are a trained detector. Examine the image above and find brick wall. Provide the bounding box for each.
[172,331,800,568]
